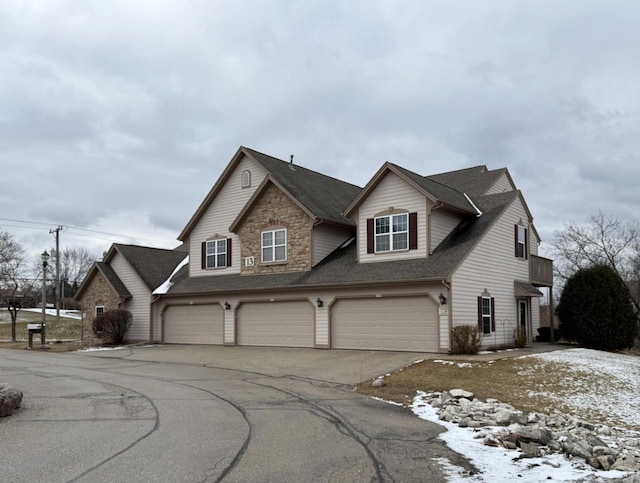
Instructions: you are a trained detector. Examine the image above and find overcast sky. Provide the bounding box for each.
[1,1,639,262]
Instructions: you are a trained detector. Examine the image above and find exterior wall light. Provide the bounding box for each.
[438,293,447,305]
[316,297,324,308]
[224,301,231,310]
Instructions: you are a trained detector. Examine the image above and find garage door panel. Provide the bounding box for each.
[164,305,223,345]
[238,301,314,348]
[331,297,437,352]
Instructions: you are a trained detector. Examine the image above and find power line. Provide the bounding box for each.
[0,217,178,248]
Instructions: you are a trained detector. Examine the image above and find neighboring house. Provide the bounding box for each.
[74,244,187,345]
[149,146,553,352]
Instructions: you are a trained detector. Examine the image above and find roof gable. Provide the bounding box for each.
[344,163,478,217]
[106,244,188,291]
[229,176,315,233]
[74,262,131,301]
[179,146,362,240]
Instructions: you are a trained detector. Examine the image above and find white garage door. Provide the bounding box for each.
[164,304,223,345]
[237,301,314,347]
[331,296,438,352]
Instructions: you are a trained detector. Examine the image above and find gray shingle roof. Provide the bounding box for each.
[95,263,131,299]
[390,163,478,214]
[427,165,507,198]
[114,244,188,291]
[165,191,518,296]
[243,147,362,226]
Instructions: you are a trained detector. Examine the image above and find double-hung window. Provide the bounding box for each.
[262,229,286,262]
[478,295,495,334]
[481,297,492,334]
[375,213,408,252]
[206,239,227,268]
[515,225,527,259]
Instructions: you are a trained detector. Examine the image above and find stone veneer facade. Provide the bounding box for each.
[77,272,123,345]
[237,183,312,275]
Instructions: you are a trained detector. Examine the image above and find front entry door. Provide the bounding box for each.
[518,300,528,341]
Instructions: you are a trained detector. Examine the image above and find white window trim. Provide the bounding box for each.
[206,239,228,269]
[95,306,105,317]
[374,213,408,253]
[516,225,526,259]
[481,297,492,335]
[261,228,287,263]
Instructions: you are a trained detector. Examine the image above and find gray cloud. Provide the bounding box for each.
[1,0,639,258]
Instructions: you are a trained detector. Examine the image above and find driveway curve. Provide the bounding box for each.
[0,346,475,482]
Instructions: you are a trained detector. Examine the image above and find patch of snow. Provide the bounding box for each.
[410,391,630,482]
[523,348,640,428]
[153,255,188,295]
[77,346,127,352]
[21,308,82,319]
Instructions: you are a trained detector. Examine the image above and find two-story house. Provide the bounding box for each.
[149,146,553,352]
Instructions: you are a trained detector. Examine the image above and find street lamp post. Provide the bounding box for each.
[41,250,49,347]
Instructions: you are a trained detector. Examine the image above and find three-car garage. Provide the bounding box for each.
[161,295,439,352]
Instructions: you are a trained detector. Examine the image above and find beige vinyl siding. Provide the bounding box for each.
[451,197,531,349]
[190,155,268,277]
[485,172,515,195]
[110,252,151,342]
[529,227,539,257]
[358,172,429,263]
[313,224,353,266]
[430,209,462,252]
[531,296,541,336]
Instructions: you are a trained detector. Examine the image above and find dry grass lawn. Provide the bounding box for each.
[0,310,82,352]
[356,351,640,431]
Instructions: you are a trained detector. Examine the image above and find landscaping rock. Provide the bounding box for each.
[0,383,23,417]
[371,378,385,388]
[417,389,640,475]
[449,389,474,400]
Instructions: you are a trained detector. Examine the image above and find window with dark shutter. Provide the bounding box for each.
[366,218,374,254]
[227,238,232,267]
[203,239,229,269]
[409,212,418,250]
[477,296,493,334]
[515,225,527,259]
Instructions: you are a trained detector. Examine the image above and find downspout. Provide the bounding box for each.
[149,294,161,343]
[428,201,445,255]
[441,279,452,353]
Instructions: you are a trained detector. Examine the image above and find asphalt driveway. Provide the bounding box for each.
[0,345,473,482]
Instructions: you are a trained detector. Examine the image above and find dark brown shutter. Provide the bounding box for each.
[491,298,496,332]
[226,238,232,267]
[524,228,529,260]
[201,242,206,269]
[514,224,519,257]
[409,212,418,250]
[477,296,483,330]
[366,218,374,254]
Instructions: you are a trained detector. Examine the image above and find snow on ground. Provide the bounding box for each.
[21,308,81,319]
[407,348,640,482]
[411,395,630,482]
[520,348,640,430]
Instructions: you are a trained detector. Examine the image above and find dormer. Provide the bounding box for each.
[344,163,479,263]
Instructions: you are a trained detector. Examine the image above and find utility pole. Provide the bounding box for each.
[50,225,63,320]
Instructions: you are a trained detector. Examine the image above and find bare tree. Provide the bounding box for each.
[551,212,640,311]
[49,246,99,302]
[0,231,33,341]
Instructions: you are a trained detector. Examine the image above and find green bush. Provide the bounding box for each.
[93,309,132,345]
[556,264,638,351]
[451,325,482,354]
